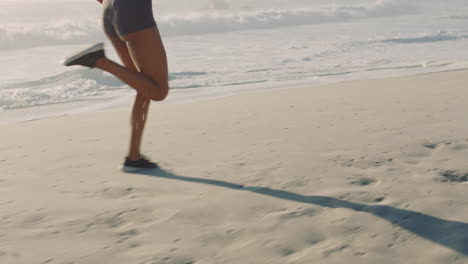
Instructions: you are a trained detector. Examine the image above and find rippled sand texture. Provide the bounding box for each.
[1,70,467,264]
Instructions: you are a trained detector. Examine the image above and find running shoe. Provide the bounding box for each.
[122,155,158,172]
[64,43,105,68]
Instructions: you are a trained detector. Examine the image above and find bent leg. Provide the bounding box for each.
[95,55,165,101]
[122,26,169,101]
[94,26,169,102]
[109,38,151,160]
[96,26,169,161]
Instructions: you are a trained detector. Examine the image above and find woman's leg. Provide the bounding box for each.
[97,25,169,161]
[128,93,150,160]
[107,38,153,160]
[94,55,168,101]
[63,1,167,167]
[94,27,169,101]
[119,27,169,104]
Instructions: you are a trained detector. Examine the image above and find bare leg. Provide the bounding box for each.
[119,26,170,160]
[98,26,168,161]
[95,26,168,102]
[95,57,167,101]
[128,93,150,160]
[108,38,152,160]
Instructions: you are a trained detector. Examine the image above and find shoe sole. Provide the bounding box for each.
[121,165,158,173]
[64,43,104,66]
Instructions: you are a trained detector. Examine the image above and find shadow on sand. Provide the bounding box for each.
[132,168,468,256]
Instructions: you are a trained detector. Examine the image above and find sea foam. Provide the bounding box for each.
[0,0,415,50]
[0,69,125,110]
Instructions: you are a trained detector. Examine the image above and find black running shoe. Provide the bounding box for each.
[64,43,105,68]
[122,155,158,172]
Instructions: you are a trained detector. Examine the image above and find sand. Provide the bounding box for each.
[1,70,467,264]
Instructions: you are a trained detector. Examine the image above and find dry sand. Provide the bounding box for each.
[1,70,467,264]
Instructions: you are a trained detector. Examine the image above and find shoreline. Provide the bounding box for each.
[1,67,467,125]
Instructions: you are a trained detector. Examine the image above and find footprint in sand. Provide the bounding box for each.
[116,229,140,244]
[402,140,467,166]
[423,141,441,150]
[422,139,456,150]
[413,139,468,184]
[451,144,468,151]
[332,155,393,170]
[322,244,349,257]
[436,170,468,183]
[277,246,296,257]
[401,140,444,164]
[278,207,319,220]
[349,177,377,186]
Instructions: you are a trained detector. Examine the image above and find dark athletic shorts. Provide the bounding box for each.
[102,0,156,39]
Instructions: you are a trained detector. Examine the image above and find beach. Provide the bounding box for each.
[1,70,467,263]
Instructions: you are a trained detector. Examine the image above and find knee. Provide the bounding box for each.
[150,94,167,101]
[150,83,169,101]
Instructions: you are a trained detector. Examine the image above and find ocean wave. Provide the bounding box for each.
[381,31,468,44]
[158,0,415,36]
[169,71,208,81]
[449,15,468,20]
[0,0,415,50]
[0,69,125,110]
[0,68,218,110]
[0,19,104,50]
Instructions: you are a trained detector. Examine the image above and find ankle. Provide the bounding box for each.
[127,153,141,161]
[94,57,108,69]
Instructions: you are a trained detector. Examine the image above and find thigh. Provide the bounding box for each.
[109,37,138,71]
[122,27,169,89]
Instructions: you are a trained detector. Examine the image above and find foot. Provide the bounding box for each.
[122,155,158,172]
[64,43,105,68]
